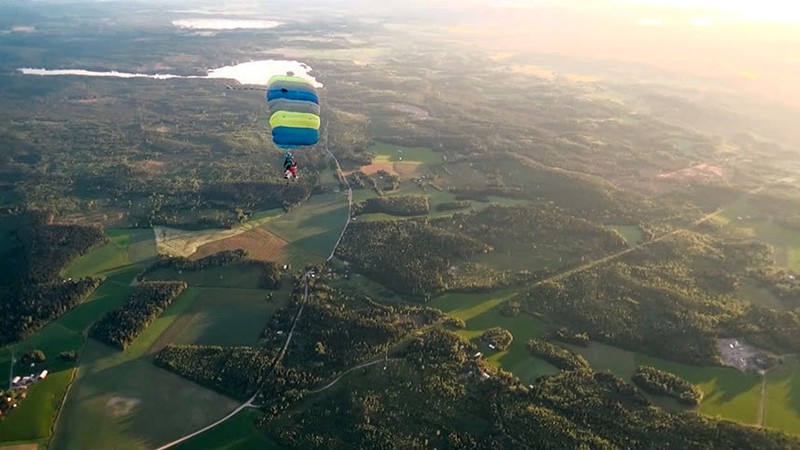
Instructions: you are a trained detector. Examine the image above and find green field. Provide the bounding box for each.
[264,192,348,266]
[429,288,792,430]
[330,273,406,304]
[144,265,266,290]
[718,210,800,271]
[609,225,644,247]
[122,288,202,358]
[174,410,284,450]
[431,290,557,383]
[735,279,785,310]
[63,228,155,280]
[764,356,800,432]
[0,370,74,443]
[354,184,533,224]
[0,227,155,445]
[1,217,297,449]
[370,142,442,165]
[0,324,83,442]
[154,287,279,347]
[567,341,764,424]
[50,336,238,450]
[57,281,134,333]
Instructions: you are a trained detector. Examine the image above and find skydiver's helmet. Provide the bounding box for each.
[285,152,293,160]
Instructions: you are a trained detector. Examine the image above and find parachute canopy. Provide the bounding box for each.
[266,75,320,149]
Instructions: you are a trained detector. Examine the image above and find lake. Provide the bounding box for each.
[18,60,322,87]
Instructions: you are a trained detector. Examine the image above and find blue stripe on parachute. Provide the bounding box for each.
[272,126,319,148]
[267,88,319,104]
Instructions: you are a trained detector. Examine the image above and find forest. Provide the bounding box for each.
[336,219,495,298]
[352,195,429,217]
[263,328,798,449]
[632,365,704,405]
[0,211,104,345]
[141,249,282,288]
[0,277,102,345]
[256,283,446,419]
[524,231,800,365]
[155,345,274,400]
[435,200,471,212]
[480,327,513,350]
[90,281,186,349]
[550,327,591,347]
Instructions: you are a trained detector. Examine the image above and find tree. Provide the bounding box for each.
[26,349,46,363]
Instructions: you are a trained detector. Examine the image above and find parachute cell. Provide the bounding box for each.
[265,75,320,149]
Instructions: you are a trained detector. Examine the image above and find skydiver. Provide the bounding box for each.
[283,152,298,179]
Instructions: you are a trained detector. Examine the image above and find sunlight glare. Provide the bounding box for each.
[626,0,800,23]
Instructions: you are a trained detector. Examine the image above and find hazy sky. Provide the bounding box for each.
[434,0,800,108]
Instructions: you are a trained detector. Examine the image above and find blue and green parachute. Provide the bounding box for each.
[266,75,320,149]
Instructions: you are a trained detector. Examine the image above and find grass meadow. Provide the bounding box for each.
[264,192,349,266]
[431,290,557,384]
[144,264,266,290]
[173,409,284,450]
[429,288,800,433]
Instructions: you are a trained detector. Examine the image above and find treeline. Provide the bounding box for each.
[141,249,282,289]
[14,213,106,283]
[262,328,798,450]
[0,211,105,345]
[435,200,470,212]
[142,180,312,229]
[527,339,590,371]
[352,195,429,217]
[336,218,495,298]
[632,365,704,405]
[480,327,513,350]
[345,171,380,192]
[144,249,250,273]
[0,278,102,345]
[90,281,186,349]
[524,230,800,365]
[154,345,273,400]
[345,170,399,194]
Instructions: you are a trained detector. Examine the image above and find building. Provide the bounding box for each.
[38,370,48,380]
[11,376,20,386]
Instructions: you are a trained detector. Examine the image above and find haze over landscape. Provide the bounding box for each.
[1,0,799,449]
